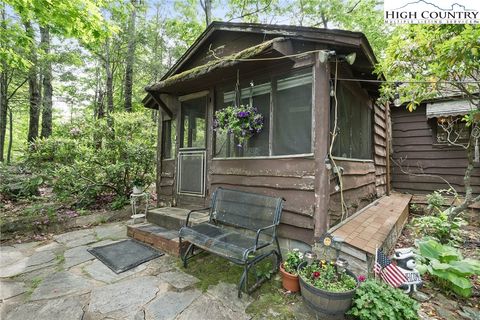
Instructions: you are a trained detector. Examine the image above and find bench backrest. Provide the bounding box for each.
[210,187,283,234]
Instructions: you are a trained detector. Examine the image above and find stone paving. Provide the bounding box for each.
[0,222,253,320]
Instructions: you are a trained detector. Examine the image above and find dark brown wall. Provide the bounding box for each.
[328,159,378,226]
[391,106,480,194]
[209,158,315,244]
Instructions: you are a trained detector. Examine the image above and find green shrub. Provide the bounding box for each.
[347,279,419,320]
[426,190,446,212]
[0,165,43,200]
[416,239,480,298]
[25,112,156,208]
[411,208,466,245]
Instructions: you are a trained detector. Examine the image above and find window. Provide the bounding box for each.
[180,96,207,148]
[331,82,372,159]
[215,80,271,157]
[434,117,470,144]
[273,71,312,155]
[214,68,313,158]
[162,119,176,159]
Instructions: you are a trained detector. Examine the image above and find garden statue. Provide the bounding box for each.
[392,248,422,293]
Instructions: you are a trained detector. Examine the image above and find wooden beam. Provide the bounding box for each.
[149,92,173,119]
[385,102,391,195]
[272,39,294,58]
[313,53,331,239]
[156,108,163,207]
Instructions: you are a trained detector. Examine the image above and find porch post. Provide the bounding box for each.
[313,53,331,239]
[156,108,163,207]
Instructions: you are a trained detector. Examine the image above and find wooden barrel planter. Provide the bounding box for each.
[298,261,358,320]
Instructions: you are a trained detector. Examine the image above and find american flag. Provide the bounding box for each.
[374,249,407,288]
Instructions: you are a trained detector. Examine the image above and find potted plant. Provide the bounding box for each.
[298,259,358,320]
[132,177,145,194]
[279,248,303,292]
[213,104,264,147]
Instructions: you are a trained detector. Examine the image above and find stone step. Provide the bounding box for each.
[127,223,187,257]
[146,207,209,230]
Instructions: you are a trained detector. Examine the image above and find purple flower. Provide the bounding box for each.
[358,275,367,282]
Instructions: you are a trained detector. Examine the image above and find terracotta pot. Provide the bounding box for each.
[280,263,300,292]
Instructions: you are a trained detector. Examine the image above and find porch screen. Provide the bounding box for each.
[273,71,312,155]
[177,151,205,196]
[215,81,271,157]
[214,68,313,158]
[162,119,176,159]
[331,82,372,159]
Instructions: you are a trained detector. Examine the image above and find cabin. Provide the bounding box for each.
[135,22,401,273]
[391,97,480,197]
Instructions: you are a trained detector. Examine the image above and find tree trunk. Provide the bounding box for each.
[0,5,7,162]
[124,0,137,112]
[0,69,6,162]
[25,21,40,143]
[97,89,105,119]
[450,136,477,219]
[40,26,53,138]
[104,39,114,114]
[201,0,212,26]
[7,106,12,164]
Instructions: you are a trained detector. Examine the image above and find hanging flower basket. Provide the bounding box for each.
[213,105,264,147]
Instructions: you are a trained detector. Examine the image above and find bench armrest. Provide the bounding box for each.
[185,207,210,227]
[254,224,277,251]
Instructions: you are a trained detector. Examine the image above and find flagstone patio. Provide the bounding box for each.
[0,222,262,320]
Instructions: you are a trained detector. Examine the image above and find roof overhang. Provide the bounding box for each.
[145,37,290,93]
[426,99,479,118]
[143,21,382,110]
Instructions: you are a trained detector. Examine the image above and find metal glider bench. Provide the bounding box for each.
[179,187,284,297]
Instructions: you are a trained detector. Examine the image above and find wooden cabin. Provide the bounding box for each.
[391,97,480,195]
[142,22,389,246]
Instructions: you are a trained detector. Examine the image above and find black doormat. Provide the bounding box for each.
[87,239,164,274]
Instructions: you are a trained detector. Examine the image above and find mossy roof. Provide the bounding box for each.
[146,37,286,91]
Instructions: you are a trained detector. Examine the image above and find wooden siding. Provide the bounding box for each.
[374,103,389,196]
[328,159,378,226]
[209,158,316,243]
[391,106,480,194]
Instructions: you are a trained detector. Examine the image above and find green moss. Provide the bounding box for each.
[55,252,65,271]
[179,253,303,319]
[26,277,43,296]
[153,37,285,89]
[177,253,244,291]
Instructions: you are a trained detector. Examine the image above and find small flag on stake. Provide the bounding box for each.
[374,248,407,288]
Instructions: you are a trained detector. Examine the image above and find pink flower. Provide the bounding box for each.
[358,275,367,282]
[313,272,320,278]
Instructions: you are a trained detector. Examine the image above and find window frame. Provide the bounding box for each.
[213,66,315,160]
[430,116,471,148]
